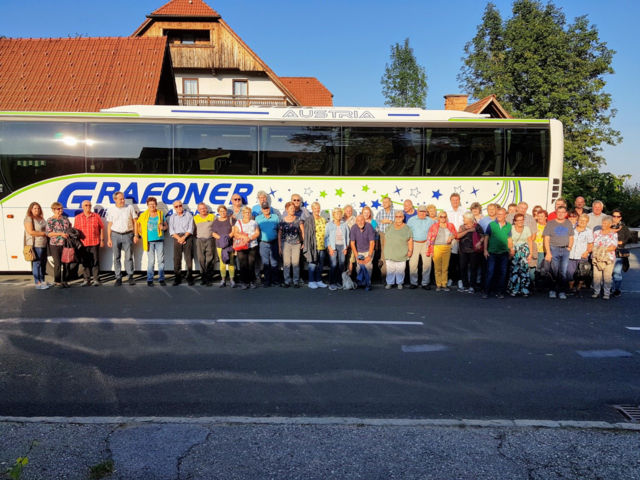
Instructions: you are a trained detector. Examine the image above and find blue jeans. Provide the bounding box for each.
[484,252,509,295]
[113,232,134,279]
[328,244,346,285]
[550,245,570,293]
[612,257,624,291]
[259,240,280,285]
[147,241,165,282]
[32,246,47,284]
[308,249,327,283]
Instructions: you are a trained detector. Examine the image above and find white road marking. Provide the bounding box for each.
[402,344,448,352]
[0,317,215,325]
[0,317,424,326]
[217,319,424,325]
[626,327,640,331]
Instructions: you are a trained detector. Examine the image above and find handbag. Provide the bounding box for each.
[23,224,36,262]
[616,248,630,258]
[472,230,484,253]
[23,245,36,262]
[232,221,249,252]
[61,239,76,264]
[574,260,592,282]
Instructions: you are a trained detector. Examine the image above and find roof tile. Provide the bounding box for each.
[278,77,333,107]
[152,0,220,17]
[0,37,169,112]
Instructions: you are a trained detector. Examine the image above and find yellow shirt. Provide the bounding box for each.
[536,223,545,253]
[315,216,327,250]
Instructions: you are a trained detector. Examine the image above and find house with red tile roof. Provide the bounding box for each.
[444,94,512,118]
[133,0,333,107]
[0,36,178,112]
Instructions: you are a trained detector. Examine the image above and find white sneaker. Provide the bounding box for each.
[229,280,236,288]
[308,282,318,289]
[316,281,328,288]
[458,280,464,290]
[329,284,338,291]
[397,284,403,290]
[549,291,557,299]
[447,279,453,287]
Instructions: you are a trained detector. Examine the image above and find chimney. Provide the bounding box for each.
[444,94,468,111]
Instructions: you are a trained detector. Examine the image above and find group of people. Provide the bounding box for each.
[23,190,634,298]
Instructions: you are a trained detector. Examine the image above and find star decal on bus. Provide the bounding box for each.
[454,186,464,194]
[410,188,421,198]
[304,187,313,196]
[471,187,479,196]
[268,188,277,197]
[394,186,402,195]
[362,185,370,192]
[319,191,327,198]
[335,188,345,197]
[432,190,442,200]
[360,202,367,208]
[371,199,381,209]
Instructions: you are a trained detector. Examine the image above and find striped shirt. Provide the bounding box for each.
[375,208,395,234]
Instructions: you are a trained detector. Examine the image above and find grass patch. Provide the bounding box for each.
[89,460,114,480]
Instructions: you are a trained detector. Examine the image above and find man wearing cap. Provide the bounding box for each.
[407,205,436,289]
[255,201,281,287]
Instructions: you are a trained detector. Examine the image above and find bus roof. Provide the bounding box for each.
[0,105,551,124]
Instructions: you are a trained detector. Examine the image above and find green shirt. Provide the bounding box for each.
[383,224,413,262]
[485,220,512,254]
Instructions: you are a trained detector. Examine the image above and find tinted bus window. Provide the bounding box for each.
[260,126,339,176]
[505,129,550,177]
[0,121,86,193]
[175,125,257,175]
[426,128,503,176]
[87,123,172,174]
[343,127,422,176]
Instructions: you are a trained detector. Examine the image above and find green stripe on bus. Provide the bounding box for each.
[0,112,140,117]
[448,118,549,123]
[0,174,548,205]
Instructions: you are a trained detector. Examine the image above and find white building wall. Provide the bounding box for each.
[174,71,284,96]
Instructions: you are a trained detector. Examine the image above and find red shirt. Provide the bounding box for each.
[548,211,558,221]
[74,212,104,247]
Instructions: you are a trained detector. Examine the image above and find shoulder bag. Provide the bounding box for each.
[233,221,249,252]
[23,220,36,262]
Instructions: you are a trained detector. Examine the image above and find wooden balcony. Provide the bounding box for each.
[169,44,215,69]
[178,94,289,107]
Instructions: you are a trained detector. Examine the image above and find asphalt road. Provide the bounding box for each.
[0,253,639,422]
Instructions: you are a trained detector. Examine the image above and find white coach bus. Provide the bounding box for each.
[0,105,563,272]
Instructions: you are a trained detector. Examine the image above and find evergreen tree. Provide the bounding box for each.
[458,0,621,174]
[381,38,428,108]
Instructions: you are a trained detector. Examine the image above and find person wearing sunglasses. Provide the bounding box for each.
[228,195,245,220]
[168,200,195,286]
[611,209,633,297]
[45,202,72,288]
[426,211,458,291]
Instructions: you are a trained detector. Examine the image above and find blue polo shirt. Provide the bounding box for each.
[255,212,280,242]
[252,204,275,218]
[350,223,376,252]
[407,216,435,242]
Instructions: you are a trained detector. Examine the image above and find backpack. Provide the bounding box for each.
[342,272,357,290]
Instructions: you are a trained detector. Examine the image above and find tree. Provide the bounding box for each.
[458,1,621,174]
[381,38,428,108]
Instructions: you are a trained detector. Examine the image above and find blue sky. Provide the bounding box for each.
[2,0,638,181]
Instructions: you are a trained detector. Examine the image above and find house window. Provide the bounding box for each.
[183,79,198,96]
[182,33,195,45]
[233,80,248,96]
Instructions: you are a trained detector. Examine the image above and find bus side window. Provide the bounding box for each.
[506,129,549,177]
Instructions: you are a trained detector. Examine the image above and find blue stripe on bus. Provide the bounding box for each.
[387,114,420,117]
[171,110,270,115]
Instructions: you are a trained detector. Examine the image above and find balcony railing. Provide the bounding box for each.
[178,94,289,107]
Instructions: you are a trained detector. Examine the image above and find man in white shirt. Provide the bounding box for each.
[446,192,465,289]
[106,191,139,286]
[587,200,605,231]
